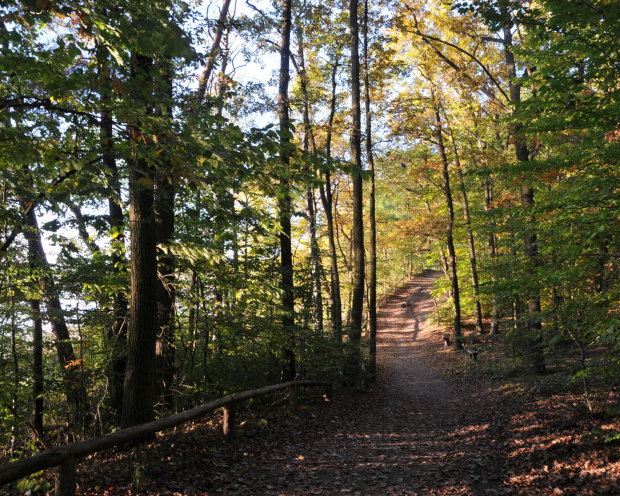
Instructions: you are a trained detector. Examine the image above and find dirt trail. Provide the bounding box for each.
[377,270,455,403]
[27,270,617,495]
[192,270,509,495]
[75,270,513,495]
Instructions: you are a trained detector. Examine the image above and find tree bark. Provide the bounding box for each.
[154,59,177,409]
[432,93,462,350]
[122,52,158,429]
[348,0,365,384]
[447,126,484,334]
[30,298,44,437]
[318,54,343,342]
[99,68,129,421]
[483,175,499,335]
[363,0,377,382]
[24,206,89,430]
[502,21,545,372]
[294,22,324,334]
[278,0,296,382]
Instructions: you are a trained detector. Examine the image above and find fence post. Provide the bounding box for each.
[223,403,236,441]
[55,452,76,496]
[289,384,298,413]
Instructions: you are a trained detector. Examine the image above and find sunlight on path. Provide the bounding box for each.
[376,269,455,403]
[134,270,509,496]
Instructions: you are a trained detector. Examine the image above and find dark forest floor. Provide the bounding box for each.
[5,270,619,495]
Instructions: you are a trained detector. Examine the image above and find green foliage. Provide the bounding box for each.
[16,473,50,495]
[583,427,620,445]
[1,0,618,466]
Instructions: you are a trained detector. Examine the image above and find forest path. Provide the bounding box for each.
[79,270,513,495]
[185,270,509,495]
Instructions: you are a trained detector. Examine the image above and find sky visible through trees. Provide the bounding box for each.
[0,0,618,488]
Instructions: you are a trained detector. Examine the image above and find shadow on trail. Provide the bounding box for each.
[197,269,507,495]
[73,270,509,496]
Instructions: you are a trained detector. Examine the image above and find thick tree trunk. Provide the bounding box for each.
[122,52,158,429]
[363,0,377,382]
[278,0,296,382]
[432,97,462,350]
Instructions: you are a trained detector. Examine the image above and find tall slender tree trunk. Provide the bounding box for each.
[432,94,462,350]
[363,0,377,382]
[483,175,499,335]
[30,298,43,436]
[187,270,199,377]
[508,221,521,331]
[294,22,324,334]
[503,21,545,372]
[319,55,343,342]
[100,67,129,421]
[196,0,232,102]
[10,300,18,446]
[348,0,365,384]
[278,0,295,382]
[447,126,484,334]
[24,206,89,430]
[122,52,158,429]
[155,59,177,409]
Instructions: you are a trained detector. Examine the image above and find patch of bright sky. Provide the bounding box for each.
[186,0,281,128]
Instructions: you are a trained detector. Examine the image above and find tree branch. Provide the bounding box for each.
[407,11,510,104]
[0,169,79,252]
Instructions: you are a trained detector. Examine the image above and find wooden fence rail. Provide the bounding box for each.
[0,380,333,496]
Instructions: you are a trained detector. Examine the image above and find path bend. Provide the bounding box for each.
[75,270,510,495]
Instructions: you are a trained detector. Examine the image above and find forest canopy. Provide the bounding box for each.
[0,0,618,462]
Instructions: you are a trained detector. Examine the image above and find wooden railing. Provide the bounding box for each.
[0,380,333,496]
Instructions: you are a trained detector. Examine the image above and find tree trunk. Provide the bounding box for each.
[30,298,44,437]
[503,22,545,372]
[363,0,377,382]
[432,95,462,350]
[24,206,89,430]
[155,59,177,409]
[447,126,484,334]
[294,23,324,334]
[122,52,158,429]
[196,0,232,102]
[318,54,343,342]
[278,0,296,382]
[100,68,129,421]
[509,221,521,332]
[483,175,499,335]
[188,270,198,377]
[348,0,365,385]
